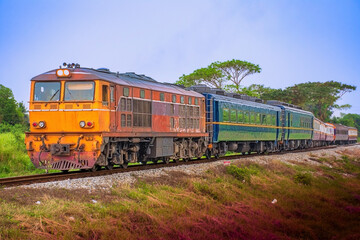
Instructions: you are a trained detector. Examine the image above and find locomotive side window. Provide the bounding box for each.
[140,89,145,99]
[172,95,176,103]
[121,114,126,127]
[195,98,198,105]
[64,81,94,101]
[123,87,129,97]
[102,85,109,106]
[160,93,165,101]
[34,82,61,101]
[127,114,132,127]
[188,97,192,105]
[180,96,184,104]
[110,86,115,102]
[120,98,126,111]
[126,99,132,111]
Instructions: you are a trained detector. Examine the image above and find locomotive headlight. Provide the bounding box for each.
[56,69,71,77]
[38,121,46,128]
[79,121,86,128]
[56,69,64,77]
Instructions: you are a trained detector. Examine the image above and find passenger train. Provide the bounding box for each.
[25,64,358,171]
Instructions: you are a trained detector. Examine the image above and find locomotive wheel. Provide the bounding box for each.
[183,158,189,162]
[121,163,128,169]
[105,163,114,170]
[214,153,219,159]
[205,150,211,159]
[91,165,99,172]
[141,160,148,165]
[163,158,170,164]
[152,159,158,164]
[61,170,69,173]
[173,158,179,163]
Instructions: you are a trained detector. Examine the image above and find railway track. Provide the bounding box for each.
[0,144,356,188]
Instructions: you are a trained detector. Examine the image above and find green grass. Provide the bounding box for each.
[0,133,48,178]
[0,150,359,239]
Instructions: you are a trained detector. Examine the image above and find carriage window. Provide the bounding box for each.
[110,86,115,102]
[160,93,165,101]
[250,112,256,123]
[238,111,243,123]
[140,89,145,99]
[180,96,184,104]
[261,114,266,125]
[244,112,250,123]
[223,109,229,122]
[123,87,129,97]
[34,82,61,101]
[64,81,94,101]
[230,109,237,122]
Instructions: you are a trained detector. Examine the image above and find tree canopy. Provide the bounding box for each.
[0,84,28,125]
[176,59,261,90]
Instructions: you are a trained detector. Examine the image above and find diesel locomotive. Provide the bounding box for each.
[25,64,358,171]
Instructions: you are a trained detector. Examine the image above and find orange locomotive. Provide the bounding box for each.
[25,64,208,171]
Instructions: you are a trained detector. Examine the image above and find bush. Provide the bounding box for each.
[294,172,312,185]
[226,164,259,183]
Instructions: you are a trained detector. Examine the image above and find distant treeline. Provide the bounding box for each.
[0,84,29,133]
[177,59,358,126]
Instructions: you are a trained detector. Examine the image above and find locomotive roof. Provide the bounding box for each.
[206,93,282,111]
[31,67,203,98]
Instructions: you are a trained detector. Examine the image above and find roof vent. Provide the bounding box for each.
[97,68,110,72]
[186,84,211,93]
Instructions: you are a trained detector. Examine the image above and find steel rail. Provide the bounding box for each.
[0,144,357,188]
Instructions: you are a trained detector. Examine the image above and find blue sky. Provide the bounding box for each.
[0,0,359,116]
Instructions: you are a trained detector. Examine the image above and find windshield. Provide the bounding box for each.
[64,81,94,101]
[34,82,61,101]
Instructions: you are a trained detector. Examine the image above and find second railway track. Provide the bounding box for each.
[0,144,355,188]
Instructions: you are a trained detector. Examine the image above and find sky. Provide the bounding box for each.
[0,0,359,116]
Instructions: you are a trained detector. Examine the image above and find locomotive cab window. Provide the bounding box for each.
[110,86,115,102]
[34,82,61,102]
[123,87,129,97]
[102,85,109,106]
[64,81,94,101]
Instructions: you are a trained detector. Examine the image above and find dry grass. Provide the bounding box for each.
[0,150,360,239]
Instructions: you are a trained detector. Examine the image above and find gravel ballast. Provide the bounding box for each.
[11,145,360,192]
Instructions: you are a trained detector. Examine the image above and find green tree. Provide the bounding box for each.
[211,59,261,93]
[331,113,360,130]
[259,81,356,121]
[177,66,224,88]
[176,59,261,90]
[0,84,25,125]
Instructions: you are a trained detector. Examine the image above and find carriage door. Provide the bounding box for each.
[110,85,116,131]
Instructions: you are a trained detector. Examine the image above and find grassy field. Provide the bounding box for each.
[0,133,59,178]
[0,146,359,239]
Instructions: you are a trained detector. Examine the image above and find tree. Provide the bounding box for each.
[211,59,261,93]
[176,59,261,90]
[331,113,360,131]
[257,81,356,121]
[177,66,224,88]
[0,84,25,125]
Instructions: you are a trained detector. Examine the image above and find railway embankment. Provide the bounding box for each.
[1,145,359,239]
